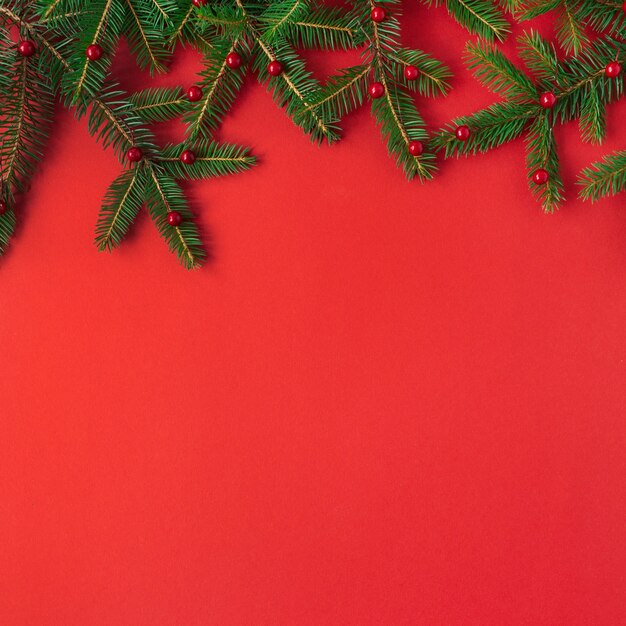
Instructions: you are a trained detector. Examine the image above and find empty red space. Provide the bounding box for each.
[1,6,625,625]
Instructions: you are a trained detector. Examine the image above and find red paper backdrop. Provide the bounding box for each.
[2,6,626,625]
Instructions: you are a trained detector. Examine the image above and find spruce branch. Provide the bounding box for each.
[434,33,624,211]
[578,150,626,202]
[419,0,510,41]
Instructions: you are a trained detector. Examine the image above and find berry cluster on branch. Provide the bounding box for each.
[0,0,625,269]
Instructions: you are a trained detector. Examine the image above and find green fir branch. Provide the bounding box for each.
[579,151,626,202]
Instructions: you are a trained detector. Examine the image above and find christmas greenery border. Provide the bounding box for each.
[0,0,625,269]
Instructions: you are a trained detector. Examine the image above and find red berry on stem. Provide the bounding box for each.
[192,0,206,6]
[369,81,385,98]
[180,150,196,165]
[86,44,103,61]
[539,91,556,108]
[0,200,7,215]
[605,61,622,78]
[455,125,470,141]
[371,6,386,22]
[126,147,143,163]
[18,40,36,57]
[408,141,424,156]
[533,168,549,185]
[268,60,284,76]
[404,65,419,81]
[167,211,183,226]
[226,51,242,69]
[187,85,203,102]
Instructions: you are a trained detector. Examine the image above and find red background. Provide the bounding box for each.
[2,6,626,624]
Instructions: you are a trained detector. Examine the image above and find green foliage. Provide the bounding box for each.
[434,33,626,212]
[517,0,626,53]
[420,0,510,41]
[144,166,205,269]
[158,140,255,180]
[579,151,626,202]
[0,0,625,265]
[525,112,563,213]
[95,165,145,251]
[130,86,188,124]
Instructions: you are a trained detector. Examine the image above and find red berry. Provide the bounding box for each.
[167,211,183,226]
[408,141,424,157]
[404,65,419,81]
[455,125,470,141]
[369,81,385,98]
[539,91,556,108]
[605,61,622,78]
[533,168,549,185]
[623,1,626,13]
[226,51,242,69]
[180,149,196,165]
[18,40,36,57]
[126,147,143,163]
[0,200,7,215]
[371,6,386,22]
[86,44,103,61]
[268,60,284,76]
[192,0,206,6]
[187,85,203,102]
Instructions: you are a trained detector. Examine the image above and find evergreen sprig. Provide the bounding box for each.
[578,150,626,202]
[0,0,625,268]
[433,32,625,212]
[0,0,256,268]
[307,0,451,181]
[516,0,626,53]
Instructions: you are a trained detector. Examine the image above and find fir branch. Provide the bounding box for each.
[465,39,536,100]
[62,0,124,104]
[123,0,171,74]
[278,6,357,50]
[130,86,188,123]
[144,166,205,269]
[259,0,307,42]
[445,0,510,42]
[95,165,145,250]
[525,111,563,213]
[308,64,370,124]
[432,102,535,156]
[157,140,256,180]
[578,150,626,202]
[387,48,452,98]
[254,37,339,143]
[185,37,246,140]
[371,81,436,181]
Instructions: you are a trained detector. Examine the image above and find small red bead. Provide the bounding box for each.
[371,6,386,22]
[404,65,419,81]
[167,211,183,226]
[268,60,284,76]
[226,51,242,69]
[86,44,103,61]
[187,85,203,102]
[533,168,549,185]
[605,61,622,78]
[369,81,385,98]
[0,200,7,215]
[192,0,206,6]
[126,147,143,163]
[180,149,196,165]
[408,141,424,157]
[17,40,36,57]
[539,91,556,108]
[455,125,470,141]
